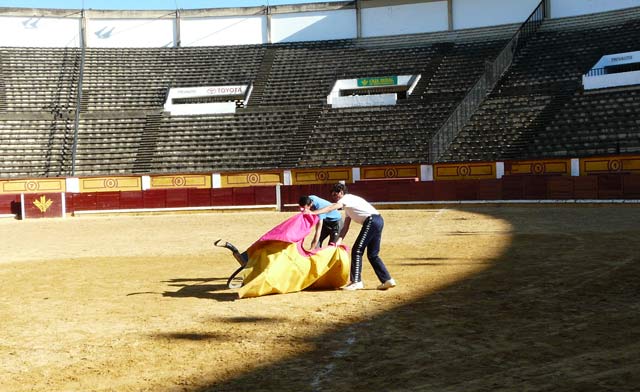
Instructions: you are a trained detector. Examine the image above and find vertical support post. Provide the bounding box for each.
[571,158,580,176]
[20,194,25,220]
[266,6,272,44]
[275,183,282,212]
[352,167,361,183]
[61,192,67,219]
[356,0,362,38]
[496,162,505,179]
[175,9,181,47]
[71,9,86,176]
[212,173,222,188]
[420,164,433,181]
[141,175,151,190]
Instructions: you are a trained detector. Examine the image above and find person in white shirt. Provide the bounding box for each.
[308,182,396,291]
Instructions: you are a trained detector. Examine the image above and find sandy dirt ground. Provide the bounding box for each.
[1,206,639,392]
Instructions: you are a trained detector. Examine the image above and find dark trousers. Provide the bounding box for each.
[319,219,341,246]
[350,214,391,284]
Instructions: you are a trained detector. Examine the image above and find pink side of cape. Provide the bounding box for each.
[247,213,318,257]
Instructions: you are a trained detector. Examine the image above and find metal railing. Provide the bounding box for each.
[70,10,86,176]
[429,0,546,163]
[585,67,607,77]
[585,62,640,77]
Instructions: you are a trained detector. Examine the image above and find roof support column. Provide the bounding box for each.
[356,0,362,39]
[175,9,181,47]
[266,6,272,44]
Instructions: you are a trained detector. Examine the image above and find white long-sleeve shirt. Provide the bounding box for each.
[339,194,379,225]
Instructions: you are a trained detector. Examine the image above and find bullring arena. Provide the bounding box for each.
[2,0,640,390]
[2,205,639,391]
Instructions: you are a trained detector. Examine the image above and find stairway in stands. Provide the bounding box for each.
[281,105,323,168]
[515,82,580,159]
[406,42,454,102]
[247,47,276,107]
[132,112,164,173]
[0,77,6,112]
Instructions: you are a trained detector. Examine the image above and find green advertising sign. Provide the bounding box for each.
[357,76,398,87]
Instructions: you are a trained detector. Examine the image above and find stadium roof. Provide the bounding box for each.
[0,0,345,11]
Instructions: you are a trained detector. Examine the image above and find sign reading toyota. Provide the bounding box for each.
[171,85,248,99]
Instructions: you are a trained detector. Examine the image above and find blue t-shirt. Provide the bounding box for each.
[309,195,341,221]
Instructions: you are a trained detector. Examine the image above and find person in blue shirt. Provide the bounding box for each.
[298,194,343,249]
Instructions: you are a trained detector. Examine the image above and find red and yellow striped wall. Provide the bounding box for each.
[1,154,639,196]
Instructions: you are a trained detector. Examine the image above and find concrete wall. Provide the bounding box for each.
[361,1,449,37]
[0,0,638,48]
[551,0,640,18]
[452,0,540,30]
[180,14,266,46]
[272,9,357,42]
[86,18,176,47]
[0,15,81,47]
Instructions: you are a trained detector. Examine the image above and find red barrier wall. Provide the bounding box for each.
[282,174,640,205]
[65,186,278,213]
[22,193,65,219]
[2,175,639,219]
[0,194,21,215]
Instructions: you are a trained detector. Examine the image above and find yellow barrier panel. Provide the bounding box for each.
[434,162,495,180]
[0,179,65,194]
[221,172,282,187]
[506,159,571,176]
[291,167,351,185]
[582,155,640,175]
[150,174,211,189]
[360,165,419,180]
[79,176,141,192]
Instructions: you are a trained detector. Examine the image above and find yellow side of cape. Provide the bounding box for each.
[238,242,350,298]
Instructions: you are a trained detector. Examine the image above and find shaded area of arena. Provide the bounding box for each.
[194,207,640,392]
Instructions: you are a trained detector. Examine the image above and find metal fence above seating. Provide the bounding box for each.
[429,0,546,163]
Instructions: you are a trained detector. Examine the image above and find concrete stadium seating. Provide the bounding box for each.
[439,7,640,162]
[1,6,640,178]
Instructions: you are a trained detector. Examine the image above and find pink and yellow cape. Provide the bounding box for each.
[239,213,350,298]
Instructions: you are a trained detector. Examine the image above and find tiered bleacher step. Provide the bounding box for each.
[296,104,433,168]
[72,113,148,176]
[438,7,640,162]
[0,47,80,112]
[525,88,640,157]
[0,114,74,178]
[81,46,265,111]
[145,108,304,173]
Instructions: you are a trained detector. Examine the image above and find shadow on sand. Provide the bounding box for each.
[174,207,640,391]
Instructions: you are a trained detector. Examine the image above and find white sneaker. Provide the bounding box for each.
[377,279,396,290]
[342,281,364,290]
